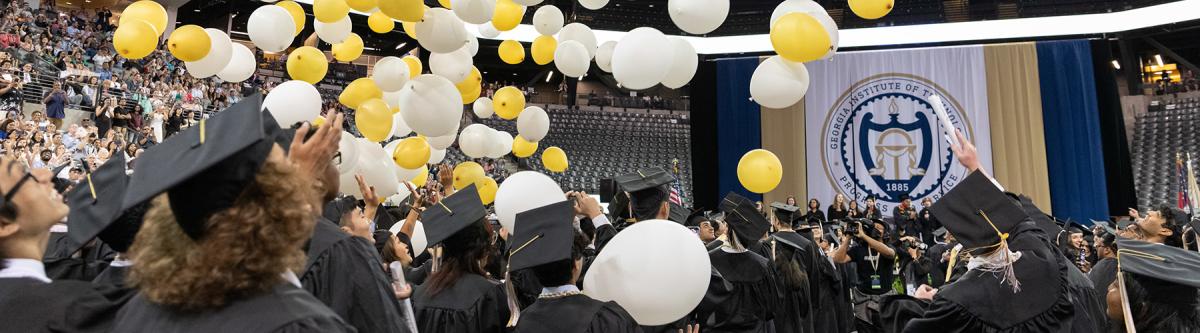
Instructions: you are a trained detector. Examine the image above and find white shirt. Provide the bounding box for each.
[0,259,51,283]
[540,284,580,296]
[281,270,302,288]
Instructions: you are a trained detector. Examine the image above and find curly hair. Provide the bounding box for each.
[127,158,316,311]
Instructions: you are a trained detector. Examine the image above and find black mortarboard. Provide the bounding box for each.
[1117,238,1200,288]
[66,154,140,254]
[1117,218,1134,230]
[607,188,632,223]
[933,227,947,238]
[507,201,576,271]
[770,231,812,251]
[930,170,1029,252]
[771,202,799,222]
[614,167,675,220]
[420,184,487,247]
[685,209,709,228]
[668,201,688,224]
[898,194,911,201]
[1012,193,1065,238]
[1092,220,1117,236]
[720,192,769,248]
[122,94,281,240]
[1068,221,1092,237]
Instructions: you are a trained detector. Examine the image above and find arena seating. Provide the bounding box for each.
[1131,97,1200,208]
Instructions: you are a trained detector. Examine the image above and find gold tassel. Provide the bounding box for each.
[504,267,521,327]
[976,210,1020,293]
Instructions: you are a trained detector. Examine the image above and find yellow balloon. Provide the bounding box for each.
[119,1,167,36]
[276,1,307,36]
[453,162,485,190]
[381,0,426,22]
[393,136,432,169]
[401,21,419,39]
[498,40,525,65]
[347,0,379,12]
[368,11,395,33]
[770,13,831,63]
[512,135,538,158]
[541,146,568,173]
[477,176,498,205]
[492,0,525,31]
[312,116,327,127]
[313,0,350,23]
[530,35,557,65]
[332,33,364,62]
[411,165,430,187]
[286,46,328,84]
[355,99,394,142]
[166,25,211,62]
[492,86,525,120]
[455,67,483,104]
[737,149,783,193]
[401,55,423,78]
[112,20,158,60]
[849,0,894,20]
[438,0,452,8]
[339,78,384,109]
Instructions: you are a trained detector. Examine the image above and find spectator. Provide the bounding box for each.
[0,73,20,116]
[94,96,114,138]
[41,80,65,128]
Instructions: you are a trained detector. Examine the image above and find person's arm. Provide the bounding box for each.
[832,232,853,264]
[398,182,424,239]
[857,224,896,257]
[354,174,380,224]
[436,163,453,197]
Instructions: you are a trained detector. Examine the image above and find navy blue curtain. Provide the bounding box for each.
[691,60,720,209]
[715,58,763,201]
[1036,40,1111,223]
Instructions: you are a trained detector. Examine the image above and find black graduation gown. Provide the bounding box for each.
[112,283,354,332]
[407,261,432,285]
[412,273,510,333]
[514,294,641,333]
[1088,258,1118,315]
[917,208,939,245]
[1063,261,1106,333]
[43,231,115,282]
[706,239,726,251]
[0,277,129,333]
[700,249,780,333]
[812,252,845,333]
[301,217,409,333]
[768,232,817,333]
[509,268,543,309]
[91,264,129,288]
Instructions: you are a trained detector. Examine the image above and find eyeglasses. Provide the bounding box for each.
[1,169,35,208]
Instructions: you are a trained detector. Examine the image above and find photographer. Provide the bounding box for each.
[897,235,936,293]
[833,218,899,333]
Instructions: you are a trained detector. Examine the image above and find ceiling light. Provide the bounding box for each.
[394,42,407,50]
[1155,54,1164,67]
[545,71,554,82]
[194,9,201,12]
[1111,60,1120,70]
[648,4,654,7]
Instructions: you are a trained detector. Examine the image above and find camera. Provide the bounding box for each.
[843,220,860,236]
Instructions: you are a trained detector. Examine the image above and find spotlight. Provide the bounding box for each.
[1111,60,1120,70]
[545,71,553,82]
[1155,54,1164,67]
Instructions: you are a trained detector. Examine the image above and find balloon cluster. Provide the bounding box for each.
[750,0,840,109]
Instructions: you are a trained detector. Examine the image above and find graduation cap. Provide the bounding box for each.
[122,94,281,240]
[614,167,675,220]
[65,154,144,254]
[668,201,688,224]
[1114,238,1200,329]
[720,192,769,249]
[1066,220,1093,237]
[420,184,487,247]
[933,227,948,238]
[1116,218,1134,230]
[930,170,1027,291]
[771,202,800,223]
[770,231,812,252]
[1011,194,1065,239]
[507,200,576,272]
[1092,220,1117,236]
[685,209,709,228]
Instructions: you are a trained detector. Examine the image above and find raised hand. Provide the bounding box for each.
[288,112,343,181]
[949,129,980,173]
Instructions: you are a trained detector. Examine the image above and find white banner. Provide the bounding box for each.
[804,45,993,214]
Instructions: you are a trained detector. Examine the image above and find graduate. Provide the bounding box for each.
[593,167,676,252]
[767,202,818,333]
[110,96,354,332]
[1107,238,1200,332]
[63,153,147,288]
[1013,194,1107,332]
[411,184,511,333]
[510,201,640,333]
[696,192,780,333]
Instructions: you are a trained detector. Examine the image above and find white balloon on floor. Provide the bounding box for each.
[416,9,470,54]
[217,43,256,83]
[532,5,564,36]
[473,97,494,118]
[494,171,566,233]
[248,5,296,52]
[516,106,549,142]
[372,56,411,92]
[667,0,729,35]
[553,40,590,78]
[583,220,711,325]
[314,16,352,44]
[185,29,232,79]
[451,0,497,24]
[557,23,597,58]
[611,27,671,90]
[660,37,697,89]
[750,55,810,109]
[398,74,464,137]
[430,48,474,83]
[595,41,617,73]
[263,80,322,127]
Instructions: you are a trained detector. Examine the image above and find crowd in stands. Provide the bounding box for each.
[1153,70,1199,96]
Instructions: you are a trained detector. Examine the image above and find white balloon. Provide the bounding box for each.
[495,171,566,233]
[770,0,838,59]
[750,56,810,109]
[473,97,494,118]
[391,113,413,138]
[429,48,473,83]
[314,16,352,44]
[660,38,697,89]
[595,41,616,73]
[185,29,232,79]
[398,74,464,137]
[217,43,256,83]
[557,23,597,59]
[478,23,500,38]
[513,0,543,6]
[372,56,411,92]
[383,90,402,108]
[611,27,671,90]
[516,106,549,142]
[461,36,479,57]
[416,9,470,54]
[532,5,564,36]
[389,220,428,259]
[336,132,362,175]
[583,220,711,325]
[579,0,608,10]
[667,0,728,35]
[355,138,401,198]
[387,182,413,204]
[247,5,296,52]
[552,40,590,78]
[458,124,493,158]
[428,133,457,150]
[338,167,364,197]
[263,80,322,127]
[393,161,425,182]
[428,148,447,164]
[451,0,496,24]
[487,130,512,158]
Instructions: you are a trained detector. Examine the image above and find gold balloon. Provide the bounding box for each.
[455,67,483,104]
[355,99,394,142]
[166,25,211,62]
[401,55,422,78]
[332,33,364,62]
[770,13,831,63]
[492,0,525,31]
[737,149,783,193]
[492,86,525,120]
[498,39,525,65]
[347,0,379,12]
[410,165,430,187]
[119,1,167,36]
[286,46,328,84]
[530,35,556,65]
[393,136,432,169]
[438,0,452,8]
[275,1,307,36]
[368,11,395,33]
[339,78,384,109]
[313,0,350,23]
[401,21,418,39]
[477,176,498,205]
[380,0,426,23]
[112,20,158,60]
[541,146,568,172]
[849,0,894,20]
[512,135,538,158]
[453,161,485,190]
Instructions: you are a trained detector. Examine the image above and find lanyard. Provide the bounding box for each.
[868,247,880,273]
